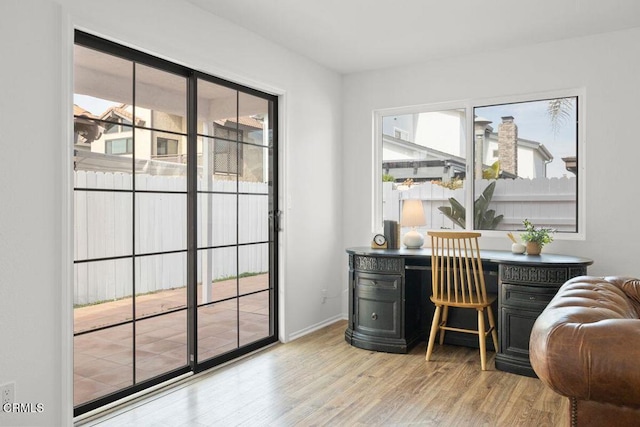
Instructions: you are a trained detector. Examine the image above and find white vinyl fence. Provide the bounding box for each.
[384,177,577,234]
[74,171,269,305]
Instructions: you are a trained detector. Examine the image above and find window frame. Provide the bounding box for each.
[372,88,586,240]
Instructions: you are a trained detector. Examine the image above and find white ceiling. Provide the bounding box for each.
[186,0,640,74]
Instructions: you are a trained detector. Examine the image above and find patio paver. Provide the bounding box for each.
[74,274,271,407]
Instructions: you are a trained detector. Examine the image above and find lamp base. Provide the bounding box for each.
[403,229,424,249]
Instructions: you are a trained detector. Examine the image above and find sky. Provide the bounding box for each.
[475,98,577,178]
[74,94,120,116]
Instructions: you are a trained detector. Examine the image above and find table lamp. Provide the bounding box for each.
[401,199,425,249]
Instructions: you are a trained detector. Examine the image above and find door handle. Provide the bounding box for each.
[269,210,282,232]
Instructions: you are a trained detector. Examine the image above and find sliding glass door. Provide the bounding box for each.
[72,31,278,416]
[195,80,276,369]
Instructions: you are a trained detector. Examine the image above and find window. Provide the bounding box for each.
[105,118,133,134]
[104,122,118,134]
[105,137,133,154]
[474,97,578,232]
[381,108,467,230]
[156,137,178,156]
[376,92,582,236]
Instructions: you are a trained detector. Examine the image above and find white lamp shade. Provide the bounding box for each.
[401,200,426,227]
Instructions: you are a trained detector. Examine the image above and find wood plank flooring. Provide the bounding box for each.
[81,320,568,426]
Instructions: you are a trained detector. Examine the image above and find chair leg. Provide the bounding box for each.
[478,309,487,370]
[439,306,449,345]
[426,305,442,361]
[487,306,499,352]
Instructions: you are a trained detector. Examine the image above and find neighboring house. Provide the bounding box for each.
[382,134,467,182]
[382,113,553,182]
[73,104,267,183]
[94,104,146,158]
[477,116,554,179]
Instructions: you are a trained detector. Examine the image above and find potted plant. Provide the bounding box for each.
[520,219,555,255]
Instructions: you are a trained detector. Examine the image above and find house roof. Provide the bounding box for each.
[74,104,96,118]
[215,116,263,130]
[487,132,554,162]
[99,104,145,126]
[383,134,465,164]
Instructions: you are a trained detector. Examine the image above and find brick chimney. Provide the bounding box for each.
[498,116,517,176]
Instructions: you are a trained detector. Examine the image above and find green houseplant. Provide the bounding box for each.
[437,161,504,230]
[520,219,555,255]
[438,181,504,230]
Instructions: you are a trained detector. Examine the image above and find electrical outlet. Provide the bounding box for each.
[321,289,327,304]
[1,382,15,405]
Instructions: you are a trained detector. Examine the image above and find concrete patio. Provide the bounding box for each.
[74,274,270,407]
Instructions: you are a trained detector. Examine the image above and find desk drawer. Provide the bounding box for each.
[354,293,400,338]
[501,283,558,309]
[355,272,401,292]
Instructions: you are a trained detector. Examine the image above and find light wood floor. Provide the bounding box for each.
[82,320,568,426]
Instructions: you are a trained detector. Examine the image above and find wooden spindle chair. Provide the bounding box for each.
[425,231,499,370]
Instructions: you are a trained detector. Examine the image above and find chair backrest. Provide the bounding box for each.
[428,231,488,305]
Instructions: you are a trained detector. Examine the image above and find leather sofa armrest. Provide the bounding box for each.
[531,277,640,409]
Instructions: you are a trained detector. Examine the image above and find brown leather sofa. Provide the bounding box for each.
[530,276,640,427]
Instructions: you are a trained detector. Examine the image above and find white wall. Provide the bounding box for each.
[343,27,640,304]
[0,2,67,425]
[0,0,343,425]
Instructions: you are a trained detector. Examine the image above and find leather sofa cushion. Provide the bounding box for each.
[619,277,640,315]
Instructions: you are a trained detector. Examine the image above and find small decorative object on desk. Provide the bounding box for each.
[383,220,400,249]
[520,219,555,255]
[507,232,526,254]
[371,233,388,249]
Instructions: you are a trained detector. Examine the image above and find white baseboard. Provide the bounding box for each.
[286,314,347,342]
